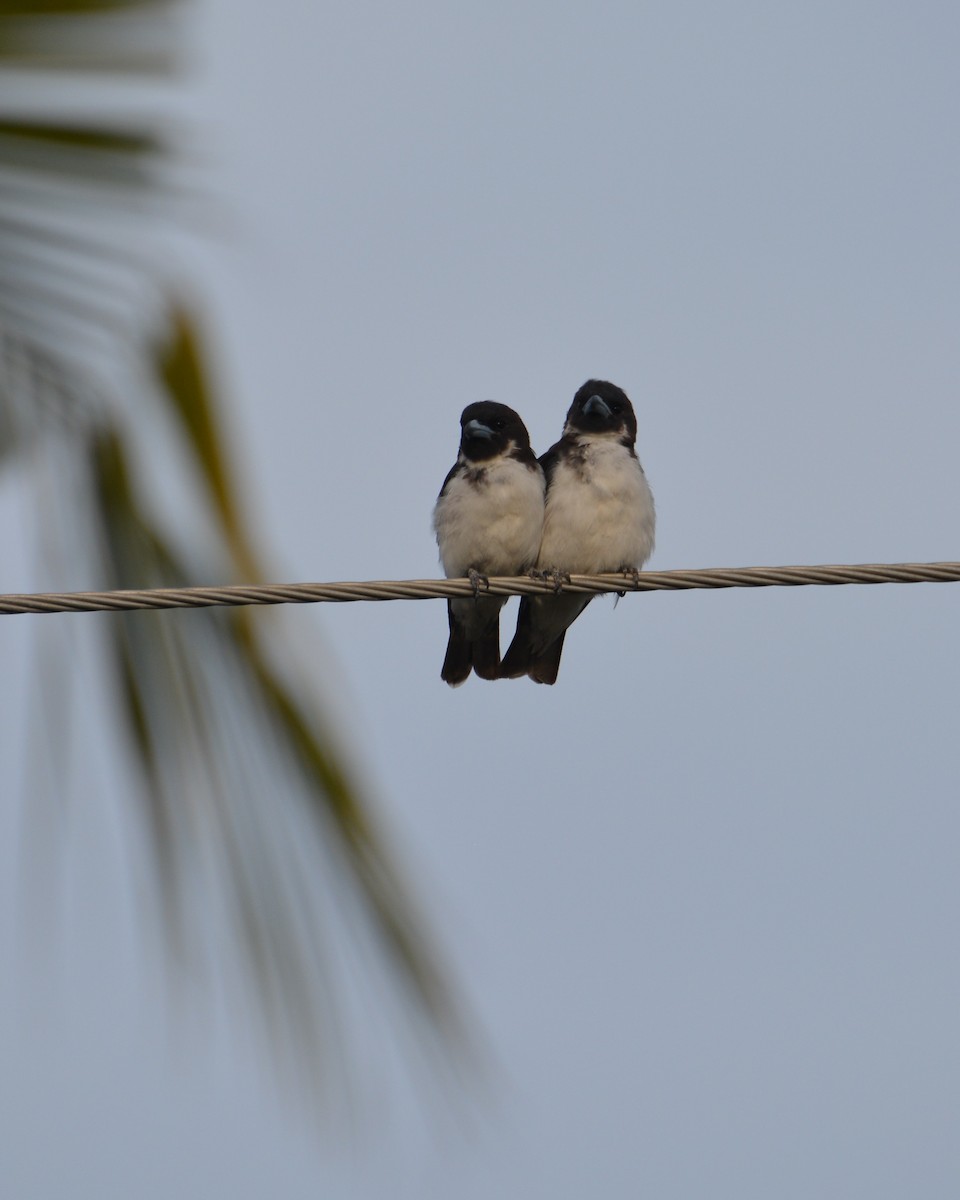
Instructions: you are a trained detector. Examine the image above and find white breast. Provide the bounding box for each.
[538,437,655,573]
[433,456,546,578]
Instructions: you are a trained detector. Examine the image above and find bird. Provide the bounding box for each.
[433,401,545,686]
[500,380,655,684]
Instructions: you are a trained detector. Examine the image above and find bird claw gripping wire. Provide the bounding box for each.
[467,568,490,597]
[524,568,568,592]
[617,566,642,599]
[546,569,571,593]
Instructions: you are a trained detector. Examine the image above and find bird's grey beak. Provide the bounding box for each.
[583,394,612,419]
[463,419,494,439]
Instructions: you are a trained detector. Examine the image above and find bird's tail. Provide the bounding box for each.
[499,597,565,685]
[500,593,596,684]
[441,599,502,686]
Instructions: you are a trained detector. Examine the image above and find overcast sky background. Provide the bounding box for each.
[2,2,960,1196]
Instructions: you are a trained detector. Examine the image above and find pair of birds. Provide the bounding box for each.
[433,379,655,686]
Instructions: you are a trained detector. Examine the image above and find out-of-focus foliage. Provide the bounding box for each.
[0,0,458,1098]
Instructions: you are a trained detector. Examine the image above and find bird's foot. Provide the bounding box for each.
[548,569,570,593]
[616,566,641,601]
[467,568,490,597]
[620,566,642,588]
[526,568,569,592]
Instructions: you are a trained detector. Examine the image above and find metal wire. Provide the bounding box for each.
[0,561,958,616]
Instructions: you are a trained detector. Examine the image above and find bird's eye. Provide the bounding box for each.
[493,418,505,430]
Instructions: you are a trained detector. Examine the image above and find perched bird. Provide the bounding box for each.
[500,380,655,684]
[433,401,545,686]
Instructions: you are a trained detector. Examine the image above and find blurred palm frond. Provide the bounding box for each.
[0,0,458,1096]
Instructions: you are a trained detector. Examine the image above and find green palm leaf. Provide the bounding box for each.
[0,0,459,1095]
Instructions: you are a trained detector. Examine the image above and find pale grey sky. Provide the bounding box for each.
[2,2,959,1196]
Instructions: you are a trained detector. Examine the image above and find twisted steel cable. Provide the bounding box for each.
[0,561,958,616]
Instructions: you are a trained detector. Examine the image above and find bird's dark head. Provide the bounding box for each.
[458,401,533,462]
[564,380,637,446]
